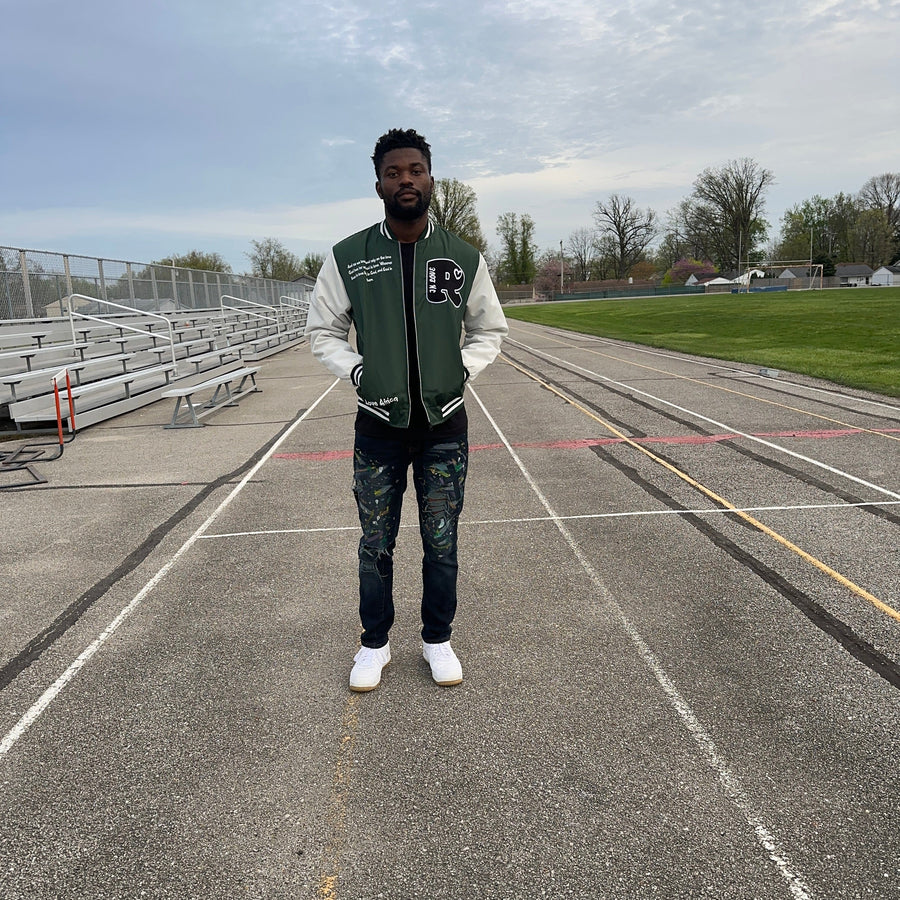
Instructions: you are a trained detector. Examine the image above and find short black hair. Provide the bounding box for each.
[372,128,432,179]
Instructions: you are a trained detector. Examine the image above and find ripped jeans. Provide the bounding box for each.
[352,431,468,648]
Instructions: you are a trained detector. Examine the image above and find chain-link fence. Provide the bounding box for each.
[0,247,313,320]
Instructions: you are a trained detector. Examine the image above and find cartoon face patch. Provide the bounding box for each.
[426,258,465,308]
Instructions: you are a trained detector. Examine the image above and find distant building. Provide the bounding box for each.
[777,267,810,280]
[686,269,764,287]
[292,275,316,290]
[872,264,900,286]
[685,271,721,286]
[835,264,874,286]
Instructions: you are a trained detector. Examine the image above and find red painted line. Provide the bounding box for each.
[274,449,354,461]
[273,427,899,462]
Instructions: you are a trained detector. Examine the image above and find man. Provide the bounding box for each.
[305,128,508,692]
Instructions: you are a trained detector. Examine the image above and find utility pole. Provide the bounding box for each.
[559,241,564,295]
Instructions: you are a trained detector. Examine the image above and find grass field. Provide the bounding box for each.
[504,286,900,397]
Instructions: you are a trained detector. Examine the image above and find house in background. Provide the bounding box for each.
[777,267,809,280]
[836,264,874,286]
[685,271,720,286]
[686,269,765,287]
[872,264,900,286]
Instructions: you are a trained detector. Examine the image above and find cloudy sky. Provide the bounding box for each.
[2,0,897,271]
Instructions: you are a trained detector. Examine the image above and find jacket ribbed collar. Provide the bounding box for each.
[379,219,435,242]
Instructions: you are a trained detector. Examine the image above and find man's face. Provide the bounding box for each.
[376,148,434,221]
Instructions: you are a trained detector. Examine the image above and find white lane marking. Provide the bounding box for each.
[507,338,900,501]
[197,500,900,539]
[0,379,341,761]
[467,383,813,900]
[512,321,900,415]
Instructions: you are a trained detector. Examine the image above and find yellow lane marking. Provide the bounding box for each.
[501,353,900,624]
[510,323,900,443]
[317,693,360,899]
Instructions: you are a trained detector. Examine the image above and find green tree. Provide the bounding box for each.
[777,190,896,267]
[429,178,488,254]
[813,253,836,277]
[776,195,835,261]
[246,238,303,281]
[152,250,232,273]
[299,252,325,278]
[495,212,537,284]
[592,194,657,279]
[850,208,895,268]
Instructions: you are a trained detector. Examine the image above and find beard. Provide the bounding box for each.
[383,187,432,221]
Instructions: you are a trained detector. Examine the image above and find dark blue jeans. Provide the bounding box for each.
[352,431,468,648]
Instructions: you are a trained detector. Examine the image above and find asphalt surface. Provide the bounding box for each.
[1,319,898,900]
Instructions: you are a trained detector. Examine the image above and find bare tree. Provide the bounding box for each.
[593,194,657,279]
[859,173,900,231]
[859,173,900,261]
[566,227,597,281]
[429,178,488,254]
[685,158,774,270]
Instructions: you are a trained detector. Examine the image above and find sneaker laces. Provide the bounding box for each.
[355,646,385,665]
[426,642,455,660]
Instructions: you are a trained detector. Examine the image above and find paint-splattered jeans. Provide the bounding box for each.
[352,431,468,649]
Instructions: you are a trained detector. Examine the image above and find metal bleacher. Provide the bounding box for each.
[0,295,308,432]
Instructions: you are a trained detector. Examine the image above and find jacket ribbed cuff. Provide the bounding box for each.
[351,364,363,387]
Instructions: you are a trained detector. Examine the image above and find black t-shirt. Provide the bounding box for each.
[354,240,467,440]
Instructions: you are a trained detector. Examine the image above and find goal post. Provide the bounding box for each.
[743,260,825,291]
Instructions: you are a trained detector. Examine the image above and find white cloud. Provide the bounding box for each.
[0,199,381,249]
[1,0,897,262]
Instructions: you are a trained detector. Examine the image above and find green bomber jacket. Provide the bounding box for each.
[305,219,508,428]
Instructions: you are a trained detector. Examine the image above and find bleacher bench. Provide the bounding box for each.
[9,362,177,424]
[161,366,261,428]
[0,352,131,402]
[0,343,88,372]
[0,329,52,349]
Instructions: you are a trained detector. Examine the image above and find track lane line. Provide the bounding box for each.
[507,326,900,442]
[0,379,341,761]
[500,354,900,624]
[195,499,900,540]
[467,384,813,900]
[510,320,900,417]
[504,342,900,501]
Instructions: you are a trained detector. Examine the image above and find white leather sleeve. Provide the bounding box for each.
[304,250,363,381]
[461,255,509,380]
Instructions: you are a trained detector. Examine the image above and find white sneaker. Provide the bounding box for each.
[349,643,391,692]
[422,640,463,686]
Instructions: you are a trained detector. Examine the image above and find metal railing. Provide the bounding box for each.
[219,294,278,325]
[280,294,310,312]
[65,294,179,374]
[1,246,313,321]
